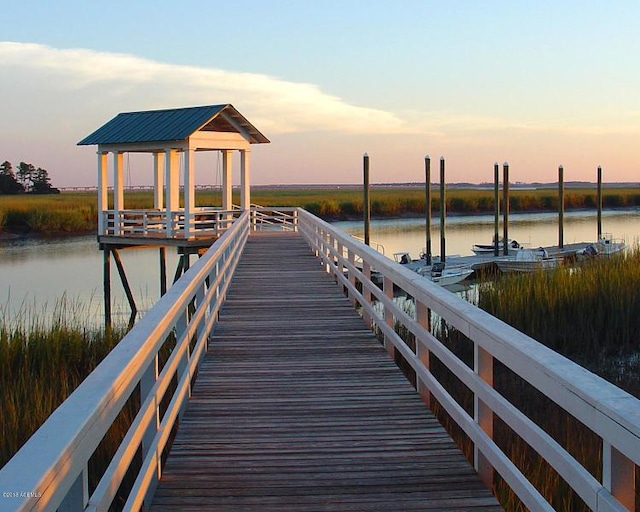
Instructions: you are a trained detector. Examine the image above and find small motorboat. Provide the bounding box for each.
[472,237,520,255]
[394,252,473,286]
[494,247,562,273]
[577,234,626,259]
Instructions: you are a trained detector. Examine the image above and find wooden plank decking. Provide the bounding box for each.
[150,231,502,511]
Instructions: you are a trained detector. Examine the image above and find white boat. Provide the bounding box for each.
[577,233,626,259]
[494,247,562,273]
[394,252,473,286]
[472,237,521,255]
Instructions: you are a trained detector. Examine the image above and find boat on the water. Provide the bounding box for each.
[577,234,626,259]
[494,247,562,273]
[394,252,473,286]
[472,237,520,255]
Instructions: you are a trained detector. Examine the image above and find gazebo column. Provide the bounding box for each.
[153,152,164,209]
[165,149,180,236]
[97,151,108,235]
[240,149,251,210]
[222,150,233,211]
[113,152,124,236]
[183,149,195,238]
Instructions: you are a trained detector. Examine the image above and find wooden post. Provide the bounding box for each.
[159,247,167,296]
[597,165,603,240]
[474,345,494,488]
[494,163,500,257]
[363,153,371,246]
[103,248,111,330]
[425,155,432,265]
[439,157,446,263]
[112,249,138,325]
[558,165,564,249]
[502,162,510,256]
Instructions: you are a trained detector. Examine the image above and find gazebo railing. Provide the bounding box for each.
[102,208,241,238]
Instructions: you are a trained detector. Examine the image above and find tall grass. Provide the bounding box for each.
[0,297,127,471]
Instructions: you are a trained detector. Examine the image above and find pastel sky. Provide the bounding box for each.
[1,1,639,187]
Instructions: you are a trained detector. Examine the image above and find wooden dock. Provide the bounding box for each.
[150,231,501,511]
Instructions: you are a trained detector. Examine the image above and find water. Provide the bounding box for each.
[0,235,179,327]
[334,209,640,259]
[1,210,639,326]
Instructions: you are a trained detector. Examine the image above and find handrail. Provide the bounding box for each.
[0,211,251,511]
[296,207,639,511]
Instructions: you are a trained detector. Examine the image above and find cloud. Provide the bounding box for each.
[0,41,410,135]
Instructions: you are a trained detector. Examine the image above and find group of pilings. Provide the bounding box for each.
[362,154,608,262]
[102,243,204,329]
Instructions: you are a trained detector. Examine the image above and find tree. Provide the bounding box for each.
[16,161,35,189]
[0,160,25,194]
[30,167,59,194]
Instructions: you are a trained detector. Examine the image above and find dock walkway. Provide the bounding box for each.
[150,231,501,511]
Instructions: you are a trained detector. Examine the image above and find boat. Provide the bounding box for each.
[472,237,520,255]
[577,233,626,259]
[494,247,563,273]
[394,252,473,286]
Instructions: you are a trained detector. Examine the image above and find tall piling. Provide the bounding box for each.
[440,157,446,263]
[363,153,370,246]
[558,165,564,249]
[502,162,510,255]
[494,162,500,256]
[425,155,432,264]
[597,165,603,240]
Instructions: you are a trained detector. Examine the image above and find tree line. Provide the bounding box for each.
[0,160,59,195]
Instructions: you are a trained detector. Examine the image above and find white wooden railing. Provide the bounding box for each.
[102,208,241,238]
[0,211,250,512]
[297,208,639,512]
[3,207,639,511]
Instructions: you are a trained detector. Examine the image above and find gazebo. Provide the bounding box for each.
[78,104,269,326]
[78,104,269,242]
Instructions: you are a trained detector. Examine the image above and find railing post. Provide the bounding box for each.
[474,345,494,488]
[58,467,88,512]
[383,276,395,358]
[347,248,356,306]
[140,355,160,509]
[603,442,635,510]
[416,300,431,407]
[362,261,373,327]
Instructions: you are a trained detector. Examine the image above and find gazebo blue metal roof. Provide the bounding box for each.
[78,104,269,146]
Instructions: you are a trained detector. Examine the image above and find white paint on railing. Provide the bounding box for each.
[296,208,639,512]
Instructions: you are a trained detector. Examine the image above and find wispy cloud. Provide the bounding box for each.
[0,41,410,135]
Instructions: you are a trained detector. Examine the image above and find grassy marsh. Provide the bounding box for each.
[2,186,640,235]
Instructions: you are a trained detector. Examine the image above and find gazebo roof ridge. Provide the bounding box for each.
[78,103,270,147]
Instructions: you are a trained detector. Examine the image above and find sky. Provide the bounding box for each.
[1,1,639,187]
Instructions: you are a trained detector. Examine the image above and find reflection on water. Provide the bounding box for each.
[0,235,179,327]
[0,210,638,326]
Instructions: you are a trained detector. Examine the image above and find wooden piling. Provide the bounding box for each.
[103,248,111,330]
[425,155,432,265]
[558,165,564,249]
[440,157,446,263]
[493,163,500,257]
[597,165,603,239]
[363,153,371,246]
[160,247,167,296]
[502,162,510,255]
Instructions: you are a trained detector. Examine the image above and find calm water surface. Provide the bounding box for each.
[1,210,639,325]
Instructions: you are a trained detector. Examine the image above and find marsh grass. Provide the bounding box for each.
[0,297,128,471]
[3,186,640,234]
